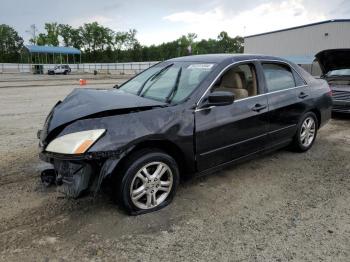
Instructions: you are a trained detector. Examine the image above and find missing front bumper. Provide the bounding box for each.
[44,160,95,198]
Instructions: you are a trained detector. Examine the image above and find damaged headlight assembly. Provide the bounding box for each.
[46,129,106,154]
[42,129,106,198]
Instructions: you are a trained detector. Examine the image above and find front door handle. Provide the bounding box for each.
[252,104,267,112]
[298,92,308,99]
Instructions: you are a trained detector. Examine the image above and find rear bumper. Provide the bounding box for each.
[332,100,350,113]
[331,87,350,113]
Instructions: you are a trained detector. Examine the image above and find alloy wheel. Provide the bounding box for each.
[300,116,316,147]
[130,161,173,210]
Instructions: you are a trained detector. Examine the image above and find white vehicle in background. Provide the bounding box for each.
[48,65,71,75]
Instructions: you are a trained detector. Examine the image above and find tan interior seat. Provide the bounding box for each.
[218,70,248,99]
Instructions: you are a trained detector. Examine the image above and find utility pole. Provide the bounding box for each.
[26,24,38,45]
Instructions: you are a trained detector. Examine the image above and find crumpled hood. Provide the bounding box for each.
[315,49,350,74]
[47,88,166,131]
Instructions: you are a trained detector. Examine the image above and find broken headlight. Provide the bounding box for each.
[46,129,105,154]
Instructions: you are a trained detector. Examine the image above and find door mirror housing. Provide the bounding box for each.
[207,91,234,106]
[113,84,119,89]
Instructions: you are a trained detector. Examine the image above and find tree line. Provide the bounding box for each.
[0,22,244,63]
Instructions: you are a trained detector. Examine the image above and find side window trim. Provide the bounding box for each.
[292,68,307,86]
[196,59,307,108]
[210,62,260,100]
[196,59,259,107]
[260,60,308,90]
[260,61,307,94]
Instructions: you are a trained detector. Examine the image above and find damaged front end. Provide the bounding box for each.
[41,160,94,198]
[37,88,167,198]
[38,130,129,198]
[38,127,105,198]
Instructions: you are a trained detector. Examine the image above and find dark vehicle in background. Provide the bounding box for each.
[48,65,71,75]
[316,49,350,113]
[38,54,332,215]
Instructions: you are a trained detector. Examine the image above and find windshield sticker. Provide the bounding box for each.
[187,64,214,70]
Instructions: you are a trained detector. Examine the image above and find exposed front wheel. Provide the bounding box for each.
[117,150,179,215]
[292,112,318,152]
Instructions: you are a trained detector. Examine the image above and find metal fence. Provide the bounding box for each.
[0,61,320,76]
[0,62,159,75]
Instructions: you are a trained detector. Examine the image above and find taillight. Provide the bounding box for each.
[327,84,332,97]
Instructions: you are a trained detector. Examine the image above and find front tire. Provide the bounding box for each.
[292,112,318,152]
[116,149,179,215]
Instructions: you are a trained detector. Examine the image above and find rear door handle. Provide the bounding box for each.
[298,92,308,99]
[252,104,267,112]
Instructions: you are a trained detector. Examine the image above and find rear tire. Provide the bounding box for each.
[291,112,318,152]
[115,149,179,215]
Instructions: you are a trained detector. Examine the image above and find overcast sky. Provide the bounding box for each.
[1,0,349,45]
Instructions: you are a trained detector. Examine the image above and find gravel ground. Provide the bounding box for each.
[0,77,349,261]
[0,73,128,88]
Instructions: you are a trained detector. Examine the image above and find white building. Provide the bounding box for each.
[244,19,350,74]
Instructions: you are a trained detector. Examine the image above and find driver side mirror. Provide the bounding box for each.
[113,84,119,89]
[207,91,235,106]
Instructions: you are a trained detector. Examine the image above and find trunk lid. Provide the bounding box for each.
[315,49,350,75]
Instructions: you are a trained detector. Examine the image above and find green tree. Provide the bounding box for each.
[58,24,73,46]
[80,22,115,61]
[125,29,139,49]
[0,24,23,62]
[44,22,60,46]
[217,31,243,53]
[1,22,245,63]
[35,23,60,46]
[69,28,83,49]
[36,33,48,45]
[115,31,128,50]
[41,24,83,49]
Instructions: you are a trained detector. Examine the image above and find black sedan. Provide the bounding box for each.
[316,49,350,113]
[38,54,332,215]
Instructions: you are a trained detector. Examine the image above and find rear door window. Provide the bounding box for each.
[262,63,296,92]
[292,69,307,86]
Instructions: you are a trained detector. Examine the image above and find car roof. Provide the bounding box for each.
[168,53,289,64]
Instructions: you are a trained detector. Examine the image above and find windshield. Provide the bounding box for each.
[119,62,216,103]
[326,69,350,77]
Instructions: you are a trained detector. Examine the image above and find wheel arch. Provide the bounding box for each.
[101,139,191,185]
[309,108,321,129]
[124,140,189,176]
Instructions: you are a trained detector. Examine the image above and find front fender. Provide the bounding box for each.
[56,106,193,157]
[93,145,136,194]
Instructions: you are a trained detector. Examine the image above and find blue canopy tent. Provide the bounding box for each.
[25,45,81,55]
[23,45,81,73]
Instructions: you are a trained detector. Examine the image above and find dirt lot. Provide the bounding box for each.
[0,73,127,88]
[0,75,349,261]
